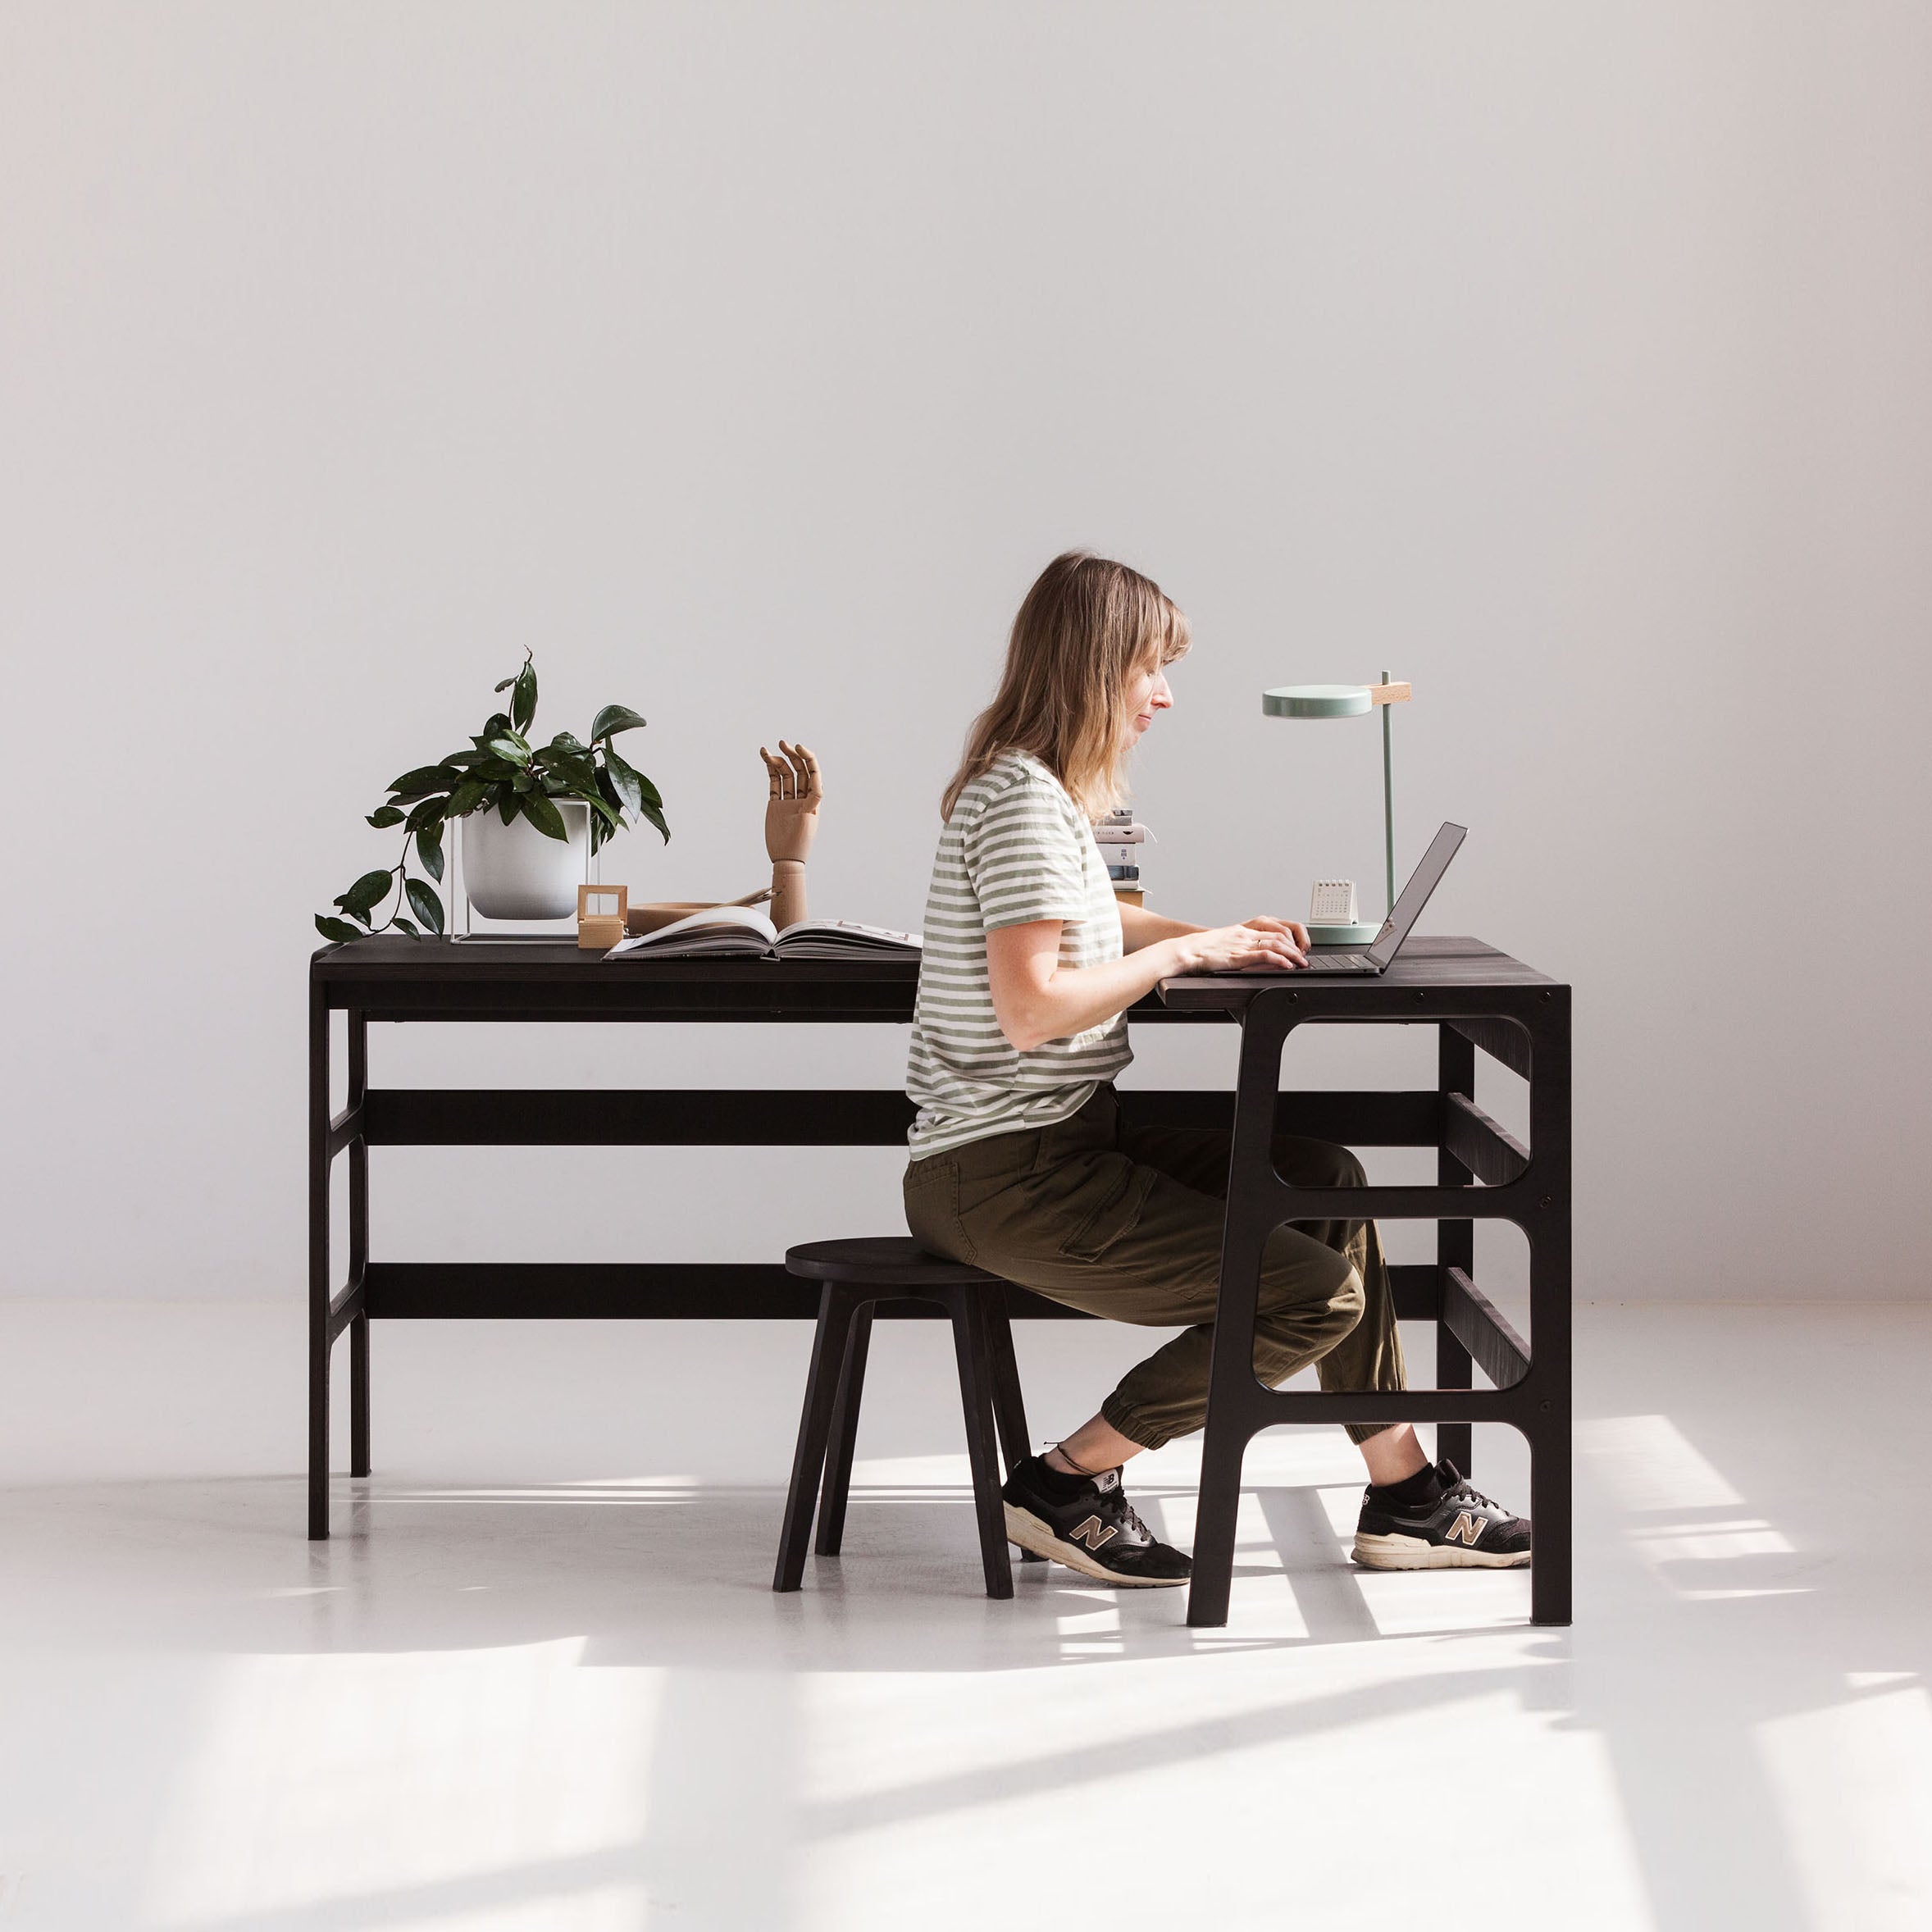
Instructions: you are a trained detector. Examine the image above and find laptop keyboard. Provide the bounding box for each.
[1302,953,1371,972]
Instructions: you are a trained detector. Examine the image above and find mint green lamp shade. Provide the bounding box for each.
[1261,674,1407,939]
[1260,684,1374,720]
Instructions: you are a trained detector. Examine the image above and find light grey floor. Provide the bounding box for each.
[2,1300,1928,1932]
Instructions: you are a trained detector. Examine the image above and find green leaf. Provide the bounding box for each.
[498,791,518,825]
[445,779,488,818]
[602,742,645,817]
[519,789,568,841]
[547,731,586,754]
[512,660,537,735]
[387,765,450,800]
[543,751,598,791]
[337,868,395,916]
[472,756,520,781]
[443,748,483,769]
[366,804,406,829]
[404,795,445,834]
[590,704,648,741]
[485,735,530,766]
[405,877,445,934]
[316,916,363,945]
[415,823,445,882]
[392,915,420,937]
[494,675,517,693]
[636,795,670,842]
[512,770,534,793]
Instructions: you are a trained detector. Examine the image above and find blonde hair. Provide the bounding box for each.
[941,551,1192,822]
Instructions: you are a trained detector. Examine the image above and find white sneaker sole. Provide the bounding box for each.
[1003,1503,1191,1588]
[1352,1530,1531,1570]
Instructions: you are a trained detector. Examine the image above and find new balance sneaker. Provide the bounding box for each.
[1352,1458,1531,1570]
[1001,1455,1192,1588]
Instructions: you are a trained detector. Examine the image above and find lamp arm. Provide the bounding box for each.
[1380,666,1395,917]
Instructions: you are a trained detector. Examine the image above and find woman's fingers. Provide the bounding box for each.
[1234,924,1304,968]
[1244,914,1310,951]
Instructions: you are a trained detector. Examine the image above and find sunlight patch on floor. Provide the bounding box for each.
[144,1643,659,1929]
[1758,1680,1932,1932]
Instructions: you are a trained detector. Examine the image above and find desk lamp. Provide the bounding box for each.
[1260,672,1412,945]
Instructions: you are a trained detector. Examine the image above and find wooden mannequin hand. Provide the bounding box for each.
[761,740,822,865]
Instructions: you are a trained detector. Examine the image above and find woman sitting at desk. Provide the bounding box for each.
[903,551,1529,1587]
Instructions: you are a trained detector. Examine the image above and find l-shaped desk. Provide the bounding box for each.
[308,934,1570,1627]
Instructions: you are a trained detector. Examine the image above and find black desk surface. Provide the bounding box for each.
[311,932,1556,1023]
[1159,935,1560,1012]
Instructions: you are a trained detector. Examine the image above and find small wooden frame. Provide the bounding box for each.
[578,882,629,950]
[1367,681,1412,706]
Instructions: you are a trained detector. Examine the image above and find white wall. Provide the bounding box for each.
[3,2,1928,1304]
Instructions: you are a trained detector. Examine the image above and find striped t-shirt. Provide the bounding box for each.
[905,749,1133,1160]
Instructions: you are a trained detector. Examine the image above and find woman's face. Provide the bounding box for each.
[1125,661,1174,740]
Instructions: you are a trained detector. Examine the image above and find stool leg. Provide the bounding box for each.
[774,1285,857,1593]
[815,1303,874,1556]
[986,1295,1045,1563]
[950,1292,1014,1600]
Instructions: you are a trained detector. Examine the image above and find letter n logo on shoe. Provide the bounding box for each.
[1069,1515,1118,1552]
[1445,1511,1483,1547]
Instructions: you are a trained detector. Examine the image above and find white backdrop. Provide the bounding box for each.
[3,2,1928,1304]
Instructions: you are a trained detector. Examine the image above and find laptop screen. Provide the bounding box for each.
[1366,822,1467,968]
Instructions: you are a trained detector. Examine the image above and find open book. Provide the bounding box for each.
[602,908,922,961]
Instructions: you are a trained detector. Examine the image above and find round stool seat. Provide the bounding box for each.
[785,1236,1004,1288]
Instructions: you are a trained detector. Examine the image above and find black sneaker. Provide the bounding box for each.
[1352,1458,1532,1570]
[1002,1456,1192,1588]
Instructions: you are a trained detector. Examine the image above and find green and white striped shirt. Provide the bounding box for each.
[905,749,1132,1160]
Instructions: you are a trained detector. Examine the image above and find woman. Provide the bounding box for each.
[904,552,1529,1588]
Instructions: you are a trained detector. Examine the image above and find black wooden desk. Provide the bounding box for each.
[309,935,1570,1628]
[1160,938,1570,1626]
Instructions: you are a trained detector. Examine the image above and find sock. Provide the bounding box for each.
[1369,1460,1445,1509]
[1030,1454,1097,1500]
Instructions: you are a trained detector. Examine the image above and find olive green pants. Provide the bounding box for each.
[903,1082,1406,1451]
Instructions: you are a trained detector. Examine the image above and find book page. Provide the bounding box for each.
[604,906,779,957]
[774,918,921,947]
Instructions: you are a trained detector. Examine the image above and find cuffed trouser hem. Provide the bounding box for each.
[1105,1400,1397,1453]
[1099,1392,1174,1453]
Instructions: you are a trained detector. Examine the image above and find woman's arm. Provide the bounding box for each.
[987,918,1306,1054]
[1119,901,1314,957]
[1117,901,1205,953]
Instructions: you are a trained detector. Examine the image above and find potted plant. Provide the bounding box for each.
[316,654,668,941]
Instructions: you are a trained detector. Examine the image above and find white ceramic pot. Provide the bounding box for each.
[461,800,591,920]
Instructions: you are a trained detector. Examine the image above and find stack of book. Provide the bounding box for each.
[1096,809,1152,908]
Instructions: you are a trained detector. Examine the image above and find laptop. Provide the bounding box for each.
[1291,822,1467,976]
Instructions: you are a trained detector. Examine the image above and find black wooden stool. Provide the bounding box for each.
[773,1237,1046,1598]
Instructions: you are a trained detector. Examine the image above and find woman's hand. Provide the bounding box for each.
[1241,913,1311,953]
[1175,922,1306,974]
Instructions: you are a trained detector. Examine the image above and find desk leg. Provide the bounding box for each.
[1436,1026,1475,1474]
[308,983,332,1540]
[1528,996,1574,1625]
[1186,1005,1287,1629]
[348,1010,371,1480]
[1186,1411,1252,1629]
